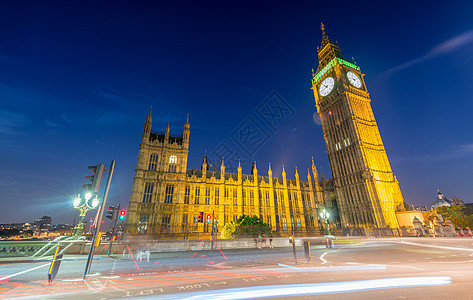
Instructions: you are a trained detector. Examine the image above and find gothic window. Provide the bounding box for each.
[164,185,174,204]
[282,216,287,231]
[297,216,301,230]
[279,191,285,207]
[265,191,270,207]
[168,155,177,172]
[194,187,200,204]
[137,214,149,234]
[161,214,171,233]
[184,186,190,204]
[148,154,159,171]
[181,215,188,233]
[249,190,254,206]
[224,187,229,205]
[291,216,295,229]
[233,189,238,206]
[293,193,298,207]
[242,189,246,206]
[224,215,229,224]
[205,187,210,205]
[215,189,219,205]
[142,183,154,203]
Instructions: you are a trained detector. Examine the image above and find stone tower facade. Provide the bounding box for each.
[311,24,405,228]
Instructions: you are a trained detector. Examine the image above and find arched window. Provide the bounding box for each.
[148,154,159,171]
[168,155,177,172]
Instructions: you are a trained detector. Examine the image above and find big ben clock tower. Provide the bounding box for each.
[311,24,405,228]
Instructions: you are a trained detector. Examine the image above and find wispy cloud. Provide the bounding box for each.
[396,143,473,162]
[384,29,473,74]
[0,109,27,134]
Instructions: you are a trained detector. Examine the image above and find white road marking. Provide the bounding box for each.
[320,252,329,264]
[0,263,50,281]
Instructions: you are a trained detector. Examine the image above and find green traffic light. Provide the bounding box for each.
[119,215,125,220]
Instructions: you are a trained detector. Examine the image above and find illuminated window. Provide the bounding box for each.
[164,185,174,204]
[138,214,149,234]
[297,216,301,230]
[142,183,154,203]
[282,216,287,231]
[148,154,159,171]
[168,155,177,172]
[291,216,295,229]
[184,186,190,204]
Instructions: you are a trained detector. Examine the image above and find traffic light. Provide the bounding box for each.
[206,214,212,224]
[118,210,126,220]
[82,164,106,193]
[106,206,116,220]
[198,212,204,223]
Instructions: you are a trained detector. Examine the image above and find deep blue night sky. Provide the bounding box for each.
[1,1,473,224]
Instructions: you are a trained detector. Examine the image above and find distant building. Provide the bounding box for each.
[413,206,428,212]
[50,224,74,235]
[431,190,451,210]
[0,222,32,231]
[33,216,52,235]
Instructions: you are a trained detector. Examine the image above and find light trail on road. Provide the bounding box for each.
[153,276,452,299]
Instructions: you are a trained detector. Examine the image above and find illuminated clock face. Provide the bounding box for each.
[319,77,335,97]
[347,71,362,88]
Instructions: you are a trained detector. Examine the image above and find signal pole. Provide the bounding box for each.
[211,210,214,255]
[107,203,120,257]
[84,160,115,281]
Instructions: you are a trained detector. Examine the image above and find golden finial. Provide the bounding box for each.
[321,22,326,33]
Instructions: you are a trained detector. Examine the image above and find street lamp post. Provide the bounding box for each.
[73,192,100,236]
[320,209,331,236]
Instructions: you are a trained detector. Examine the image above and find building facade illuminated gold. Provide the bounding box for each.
[311,24,405,228]
[124,112,336,238]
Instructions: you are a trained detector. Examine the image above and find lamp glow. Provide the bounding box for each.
[85,192,93,200]
[91,196,99,208]
[73,197,81,208]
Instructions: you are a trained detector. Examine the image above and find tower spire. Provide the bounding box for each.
[317,22,344,70]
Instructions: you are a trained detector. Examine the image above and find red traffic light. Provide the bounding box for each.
[119,210,126,220]
[206,214,211,223]
[106,206,115,220]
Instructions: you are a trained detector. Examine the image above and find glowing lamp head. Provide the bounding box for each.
[84,192,93,201]
[73,196,81,208]
[91,196,99,208]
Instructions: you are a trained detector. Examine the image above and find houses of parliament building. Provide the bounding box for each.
[124,24,405,238]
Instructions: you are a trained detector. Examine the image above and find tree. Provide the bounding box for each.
[437,205,467,229]
[220,215,271,239]
[235,215,271,238]
[220,221,238,239]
